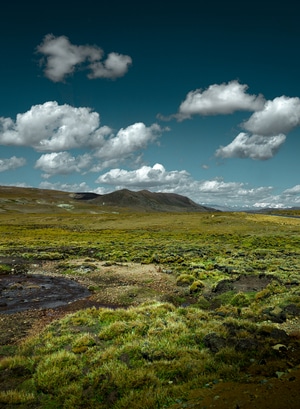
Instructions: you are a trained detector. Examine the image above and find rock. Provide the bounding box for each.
[235,338,259,352]
[258,328,289,345]
[203,332,227,352]
[272,344,288,352]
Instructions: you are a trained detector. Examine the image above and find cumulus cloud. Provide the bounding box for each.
[35,152,92,177]
[0,101,112,151]
[243,96,300,135]
[215,132,286,160]
[0,102,166,178]
[0,156,26,172]
[88,52,133,79]
[37,34,132,82]
[94,123,164,161]
[161,179,277,209]
[161,81,265,121]
[214,95,300,160]
[0,102,163,160]
[96,163,190,188]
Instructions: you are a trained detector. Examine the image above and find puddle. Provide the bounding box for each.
[0,274,90,314]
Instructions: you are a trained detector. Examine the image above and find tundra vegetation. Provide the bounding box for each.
[0,206,300,408]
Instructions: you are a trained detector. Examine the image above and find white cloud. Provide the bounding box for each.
[215,132,286,160]
[96,163,190,188]
[160,179,278,209]
[0,156,26,172]
[37,158,300,209]
[39,181,91,192]
[88,52,132,79]
[243,96,300,135]
[35,152,92,177]
[37,34,132,82]
[282,185,300,195]
[165,81,265,120]
[0,101,111,151]
[94,123,164,161]
[0,103,163,169]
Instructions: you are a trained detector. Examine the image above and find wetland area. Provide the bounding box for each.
[0,204,300,408]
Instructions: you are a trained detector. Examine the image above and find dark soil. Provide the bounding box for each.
[212,273,276,294]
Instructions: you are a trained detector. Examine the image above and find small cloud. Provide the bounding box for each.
[39,181,91,192]
[88,52,132,79]
[282,185,300,195]
[37,34,132,82]
[201,164,209,169]
[161,80,265,121]
[93,123,164,161]
[243,96,300,135]
[35,152,92,177]
[215,132,286,160]
[0,156,26,172]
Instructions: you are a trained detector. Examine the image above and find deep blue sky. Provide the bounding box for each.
[0,0,299,208]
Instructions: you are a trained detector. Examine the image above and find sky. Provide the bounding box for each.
[0,0,300,209]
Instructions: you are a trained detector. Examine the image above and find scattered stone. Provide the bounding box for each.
[272,344,288,352]
[283,304,300,317]
[162,269,173,274]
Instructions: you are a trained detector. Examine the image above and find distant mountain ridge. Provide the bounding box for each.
[0,186,217,213]
[71,189,216,212]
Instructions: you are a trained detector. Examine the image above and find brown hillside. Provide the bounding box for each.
[72,188,216,212]
[0,186,217,213]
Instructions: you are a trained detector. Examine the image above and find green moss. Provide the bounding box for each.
[0,263,12,274]
[189,280,205,293]
[176,274,195,286]
[230,292,251,307]
[0,390,36,404]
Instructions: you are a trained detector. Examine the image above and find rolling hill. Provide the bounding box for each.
[0,186,217,213]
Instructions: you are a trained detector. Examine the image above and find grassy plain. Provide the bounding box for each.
[0,209,300,408]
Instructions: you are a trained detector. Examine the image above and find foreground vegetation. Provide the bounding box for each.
[0,210,300,408]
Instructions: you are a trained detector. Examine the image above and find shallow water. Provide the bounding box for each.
[0,273,90,314]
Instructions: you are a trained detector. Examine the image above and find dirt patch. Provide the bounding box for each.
[81,261,177,305]
[170,366,300,409]
[212,274,275,295]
